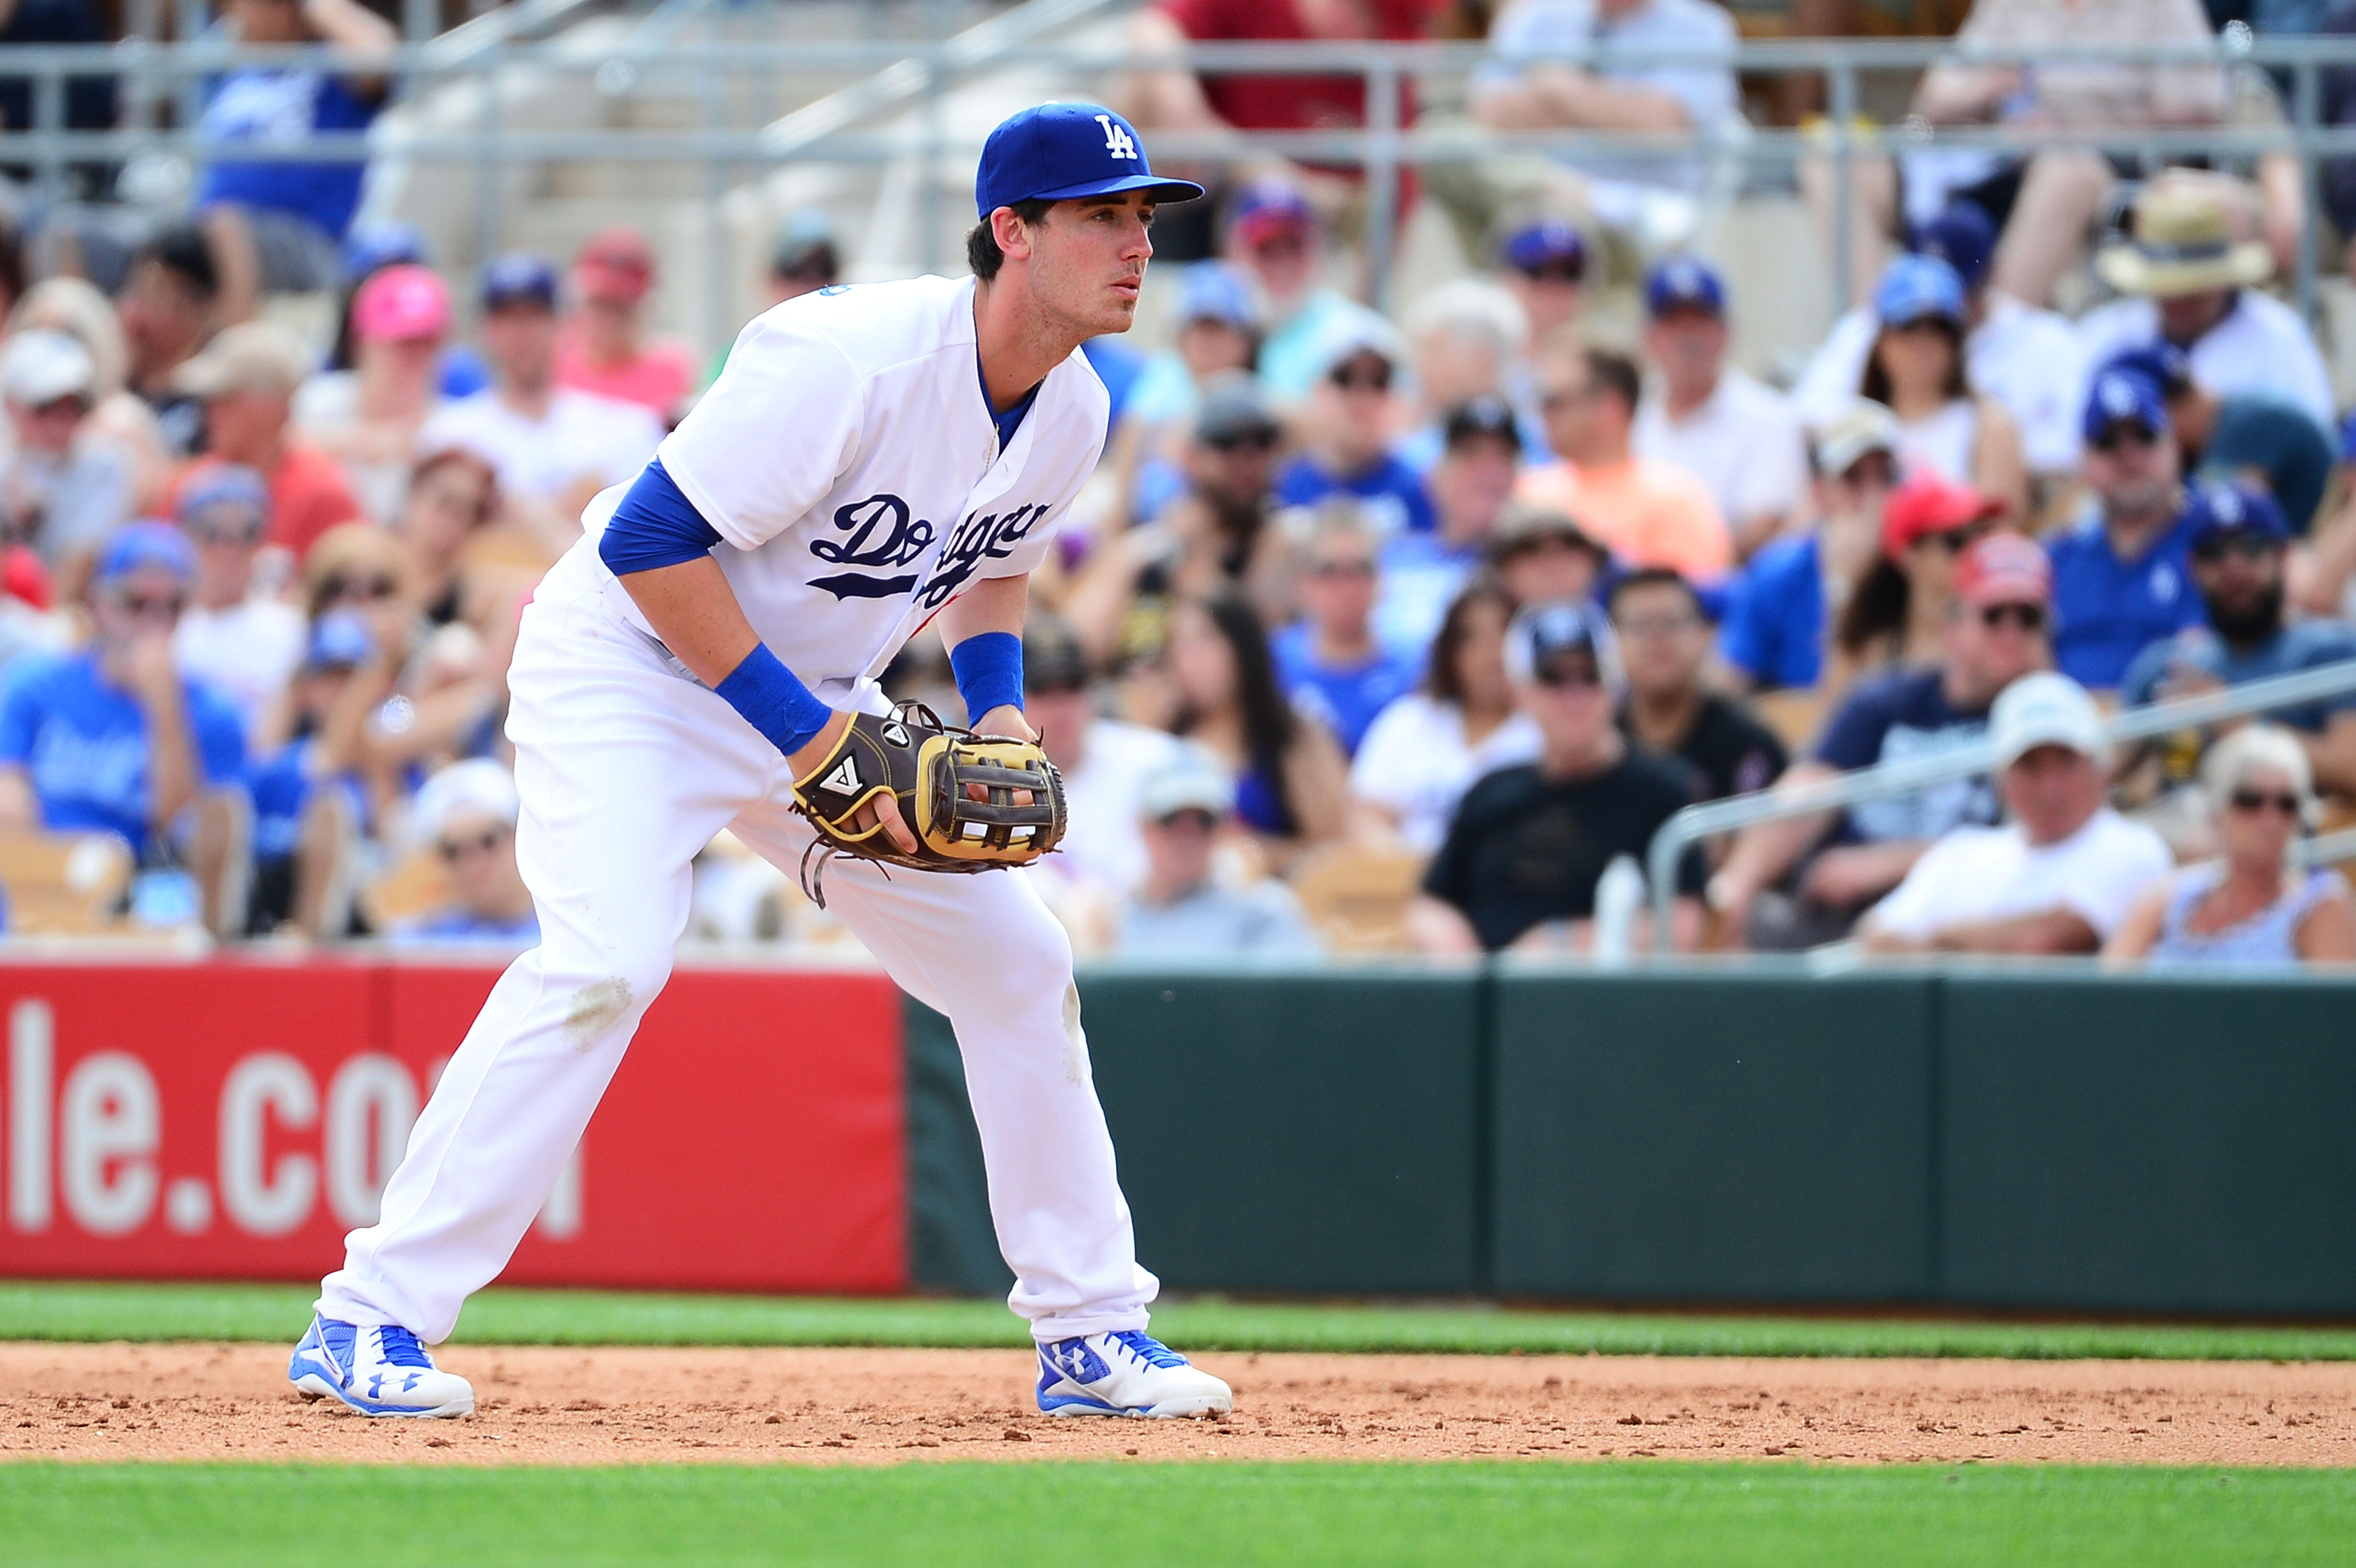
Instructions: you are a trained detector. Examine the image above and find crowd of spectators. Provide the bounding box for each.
[0,0,2353,968]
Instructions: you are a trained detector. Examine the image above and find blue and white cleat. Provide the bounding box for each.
[1035,1330,1232,1418]
[289,1313,476,1419]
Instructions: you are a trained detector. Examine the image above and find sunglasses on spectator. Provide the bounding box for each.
[2090,425,2160,454]
[1203,429,1279,455]
[29,394,89,420]
[1330,363,1392,394]
[1156,808,1219,833]
[187,507,266,546]
[1534,657,1603,690]
[2192,533,2281,564]
[1250,232,1309,260]
[323,573,401,603]
[1978,603,2047,632]
[437,827,509,862]
[117,591,186,621]
[1929,524,1988,554]
[2229,788,2302,818]
[1308,557,1377,579]
[1515,261,1585,286]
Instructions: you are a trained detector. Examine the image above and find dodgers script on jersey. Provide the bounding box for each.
[571,273,1110,702]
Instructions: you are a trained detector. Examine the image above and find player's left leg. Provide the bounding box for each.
[729,805,1230,1418]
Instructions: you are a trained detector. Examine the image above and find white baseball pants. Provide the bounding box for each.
[318,563,1158,1345]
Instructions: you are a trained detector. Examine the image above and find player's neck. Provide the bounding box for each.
[971,278,1074,413]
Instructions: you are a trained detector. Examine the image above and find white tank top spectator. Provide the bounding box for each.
[1859,255,2029,523]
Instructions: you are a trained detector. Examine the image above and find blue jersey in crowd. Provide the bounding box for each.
[1717,532,1826,691]
[2121,620,2356,733]
[195,66,381,241]
[1812,666,2000,846]
[1270,622,1421,756]
[248,736,371,860]
[1274,451,1436,536]
[2047,508,2205,690]
[0,651,246,855]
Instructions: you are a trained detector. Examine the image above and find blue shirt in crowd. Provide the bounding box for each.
[1717,532,1826,691]
[0,651,246,855]
[2046,508,2206,691]
[1812,665,2000,846]
[195,66,381,241]
[1274,451,1436,536]
[1270,622,1422,756]
[2121,619,2356,733]
[1371,531,1480,663]
[248,736,370,860]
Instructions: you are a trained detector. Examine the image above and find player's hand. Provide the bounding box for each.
[970,704,1037,809]
[789,712,921,854]
[856,790,920,854]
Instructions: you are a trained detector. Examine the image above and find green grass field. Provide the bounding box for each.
[5,1279,2355,1362]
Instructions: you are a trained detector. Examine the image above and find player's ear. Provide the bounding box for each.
[991,204,1037,263]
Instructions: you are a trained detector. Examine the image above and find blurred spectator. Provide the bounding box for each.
[331,225,491,398]
[390,759,539,946]
[767,210,840,306]
[1376,395,1522,656]
[1115,746,1319,956]
[119,227,221,458]
[1122,261,1261,434]
[1273,504,1419,756]
[1274,310,1432,536]
[2123,481,2356,793]
[392,448,502,629]
[1711,534,2053,948]
[0,329,133,579]
[1791,202,2085,481]
[555,227,699,424]
[11,276,173,505]
[1353,577,1540,853]
[0,524,245,872]
[1610,568,1785,802]
[2049,368,2205,690]
[1167,589,1349,864]
[1487,502,1609,609]
[1861,673,2171,954]
[243,607,374,937]
[1396,279,1538,475]
[1631,256,1808,559]
[1857,255,2028,521]
[1214,181,1355,404]
[1494,219,1588,350]
[173,321,362,562]
[2108,723,2356,965]
[1832,469,2001,685]
[1717,401,1899,693]
[2098,341,2334,537]
[1518,345,1732,580]
[1023,617,1182,903]
[294,262,453,524]
[2076,185,2334,427]
[1465,0,1740,232]
[171,466,303,734]
[1411,599,1706,953]
[195,0,397,320]
[418,255,665,516]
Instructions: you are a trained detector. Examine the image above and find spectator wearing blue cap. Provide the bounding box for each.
[2096,342,2334,539]
[0,522,247,922]
[1120,261,1263,436]
[172,465,303,736]
[1375,396,1528,658]
[1215,179,1357,405]
[1858,254,2029,523]
[2121,480,2356,793]
[1494,219,1589,348]
[1273,307,1436,538]
[2048,368,2206,690]
[243,606,377,937]
[417,253,665,515]
[1792,202,2086,481]
[1630,255,1808,560]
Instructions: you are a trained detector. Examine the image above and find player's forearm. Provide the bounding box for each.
[616,556,761,689]
[936,573,1029,647]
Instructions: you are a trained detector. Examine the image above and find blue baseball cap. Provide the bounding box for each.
[974,103,1202,217]
[1176,261,1258,330]
[1909,202,1996,288]
[481,252,560,311]
[2183,478,2290,549]
[1644,254,1724,318]
[1874,253,1966,329]
[96,521,196,588]
[341,221,426,285]
[2082,368,2171,443]
[1499,218,1587,275]
[176,465,272,536]
[306,607,378,671]
[2096,342,2192,399]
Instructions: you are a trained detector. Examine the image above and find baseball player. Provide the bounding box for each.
[289,103,1233,1421]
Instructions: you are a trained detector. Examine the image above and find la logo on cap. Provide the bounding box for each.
[1095,113,1137,161]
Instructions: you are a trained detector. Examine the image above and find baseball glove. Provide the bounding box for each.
[789,702,1067,902]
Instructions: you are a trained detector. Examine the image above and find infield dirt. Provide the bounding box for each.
[3,1344,2353,1466]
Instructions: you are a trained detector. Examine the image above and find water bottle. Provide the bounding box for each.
[1592,855,1645,968]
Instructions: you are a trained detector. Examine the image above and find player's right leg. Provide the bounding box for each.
[294,581,768,1418]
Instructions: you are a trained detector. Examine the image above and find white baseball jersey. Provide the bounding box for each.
[573,273,1109,703]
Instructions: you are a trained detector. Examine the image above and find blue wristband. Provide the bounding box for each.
[949,631,1025,724]
[713,643,835,758]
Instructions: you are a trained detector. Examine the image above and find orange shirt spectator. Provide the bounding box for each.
[171,322,362,561]
[1522,343,1731,581]
[553,227,698,423]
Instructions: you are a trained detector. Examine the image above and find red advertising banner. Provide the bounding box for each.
[0,956,906,1293]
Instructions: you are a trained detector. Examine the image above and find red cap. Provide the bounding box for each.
[1880,470,2003,564]
[574,226,655,304]
[1953,532,2052,610]
[3,544,52,610]
[352,264,450,343]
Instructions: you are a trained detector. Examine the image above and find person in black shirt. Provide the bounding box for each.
[1609,567,1786,802]
[1412,598,1707,953]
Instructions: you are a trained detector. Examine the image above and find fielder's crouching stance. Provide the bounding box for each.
[289,104,1232,1421]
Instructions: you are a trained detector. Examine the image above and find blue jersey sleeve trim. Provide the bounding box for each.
[599,457,723,577]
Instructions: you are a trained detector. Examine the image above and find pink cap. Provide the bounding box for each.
[353,264,452,344]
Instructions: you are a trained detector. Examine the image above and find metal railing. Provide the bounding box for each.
[1645,658,2356,951]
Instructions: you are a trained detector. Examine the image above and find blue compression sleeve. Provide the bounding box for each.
[714,643,835,758]
[599,457,723,577]
[949,631,1025,722]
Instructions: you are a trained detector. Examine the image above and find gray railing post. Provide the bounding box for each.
[2294,55,2322,328]
[34,57,64,216]
[1828,55,1857,320]
[1367,51,1402,315]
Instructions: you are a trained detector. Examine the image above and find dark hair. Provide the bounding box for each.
[1835,557,1910,662]
[1861,321,1968,405]
[1607,566,1705,621]
[408,446,502,528]
[136,225,219,301]
[966,199,1055,283]
[1174,588,1299,834]
[1425,576,1515,708]
[1583,347,1640,417]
